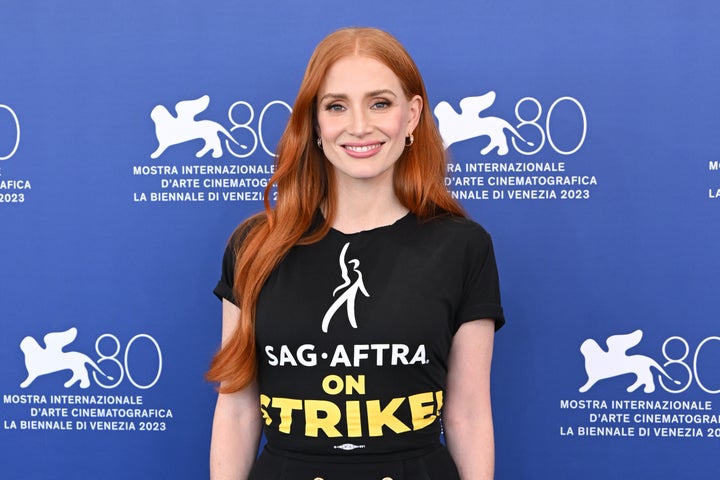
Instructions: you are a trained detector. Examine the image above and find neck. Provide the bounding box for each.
[331,177,408,234]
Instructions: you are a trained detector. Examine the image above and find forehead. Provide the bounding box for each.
[319,55,403,95]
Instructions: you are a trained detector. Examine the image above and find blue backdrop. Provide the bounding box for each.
[2,1,719,478]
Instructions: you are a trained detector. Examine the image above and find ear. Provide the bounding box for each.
[406,95,423,135]
[313,114,321,141]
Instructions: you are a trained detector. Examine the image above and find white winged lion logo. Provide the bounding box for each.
[579,330,680,393]
[150,95,243,159]
[434,91,534,155]
[19,327,113,389]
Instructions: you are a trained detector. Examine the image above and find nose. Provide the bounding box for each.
[348,107,372,137]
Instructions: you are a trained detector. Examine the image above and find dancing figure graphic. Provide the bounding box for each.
[321,242,370,333]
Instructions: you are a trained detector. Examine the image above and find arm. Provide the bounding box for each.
[210,299,263,480]
[443,319,496,480]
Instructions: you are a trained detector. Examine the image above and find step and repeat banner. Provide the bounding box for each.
[1,1,719,478]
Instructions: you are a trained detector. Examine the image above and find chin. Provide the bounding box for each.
[335,166,396,184]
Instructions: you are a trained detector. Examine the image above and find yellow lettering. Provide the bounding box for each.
[260,394,272,426]
[345,400,362,437]
[304,400,342,437]
[366,398,410,436]
[271,397,302,433]
[345,375,365,395]
[321,374,366,395]
[408,391,436,430]
[260,390,443,437]
[321,375,343,395]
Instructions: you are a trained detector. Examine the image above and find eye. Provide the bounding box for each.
[371,100,392,110]
[325,103,345,112]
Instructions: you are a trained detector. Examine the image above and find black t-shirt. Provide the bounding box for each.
[214,213,504,456]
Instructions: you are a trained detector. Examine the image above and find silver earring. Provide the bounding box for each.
[405,134,414,147]
[317,138,322,148]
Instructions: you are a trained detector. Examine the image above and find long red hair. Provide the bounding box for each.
[207,27,465,393]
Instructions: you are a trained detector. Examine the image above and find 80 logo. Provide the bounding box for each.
[659,336,720,394]
[0,104,20,161]
[512,96,587,156]
[19,328,162,390]
[92,333,163,390]
[225,100,291,158]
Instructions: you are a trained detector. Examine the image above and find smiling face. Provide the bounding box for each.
[316,55,422,190]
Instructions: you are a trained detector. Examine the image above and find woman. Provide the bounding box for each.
[208,27,504,480]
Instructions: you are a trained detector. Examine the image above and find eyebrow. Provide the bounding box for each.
[318,89,399,103]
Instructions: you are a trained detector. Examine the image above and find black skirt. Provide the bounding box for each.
[248,444,460,480]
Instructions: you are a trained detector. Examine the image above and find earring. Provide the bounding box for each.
[405,134,414,147]
[317,138,322,148]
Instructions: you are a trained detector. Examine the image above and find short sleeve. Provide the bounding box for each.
[213,241,238,305]
[454,226,505,332]
[212,216,264,305]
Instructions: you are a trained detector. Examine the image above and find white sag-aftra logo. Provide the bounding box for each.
[321,242,370,333]
[19,327,162,390]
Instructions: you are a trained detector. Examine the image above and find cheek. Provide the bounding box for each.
[316,114,341,138]
[382,110,411,136]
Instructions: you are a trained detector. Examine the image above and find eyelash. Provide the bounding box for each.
[323,100,392,112]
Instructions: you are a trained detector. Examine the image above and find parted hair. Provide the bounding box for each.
[206,27,465,393]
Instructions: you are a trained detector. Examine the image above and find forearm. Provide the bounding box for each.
[444,319,496,480]
[210,392,262,480]
[444,412,495,480]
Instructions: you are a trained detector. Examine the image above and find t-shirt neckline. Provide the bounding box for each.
[328,211,414,237]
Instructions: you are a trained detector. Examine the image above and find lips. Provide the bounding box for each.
[342,142,384,157]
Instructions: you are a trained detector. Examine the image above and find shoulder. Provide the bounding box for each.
[412,215,497,269]
[228,212,267,252]
[220,212,268,278]
[215,212,268,303]
[418,214,492,243]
